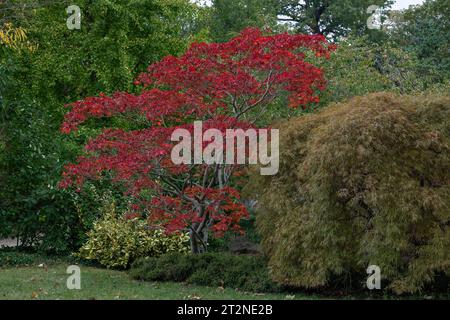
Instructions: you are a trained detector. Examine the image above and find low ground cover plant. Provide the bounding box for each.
[130,252,282,293]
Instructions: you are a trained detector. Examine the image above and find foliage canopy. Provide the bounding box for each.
[250,92,450,294]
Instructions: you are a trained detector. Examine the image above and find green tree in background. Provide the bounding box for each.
[277,0,393,39]
[209,0,280,42]
[0,23,32,238]
[392,0,450,82]
[0,0,203,252]
[317,35,437,106]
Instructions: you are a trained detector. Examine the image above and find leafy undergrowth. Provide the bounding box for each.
[130,253,282,293]
[130,252,450,300]
[0,248,79,268]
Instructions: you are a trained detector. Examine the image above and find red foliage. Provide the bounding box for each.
[60,28,334,252]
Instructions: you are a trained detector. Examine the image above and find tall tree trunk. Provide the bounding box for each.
[190,228,199,254]
[189,227,208,254]
[189,217,210,254]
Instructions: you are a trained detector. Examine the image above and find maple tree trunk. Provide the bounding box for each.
[189,211,211,254]
[189,231,198,254]
[189,227,208,254]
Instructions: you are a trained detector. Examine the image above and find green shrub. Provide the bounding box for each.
[248,92,450,294]
[78,202,190,269]
[131,253,196,282]
[0,250,35,268]
[0,248,77,268]
[130,252,282,293]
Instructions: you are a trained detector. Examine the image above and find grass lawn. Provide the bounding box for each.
[0,251,447,300]
[0,264,314,300]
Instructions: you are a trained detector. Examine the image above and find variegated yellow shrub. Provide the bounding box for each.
[78,202,189,268]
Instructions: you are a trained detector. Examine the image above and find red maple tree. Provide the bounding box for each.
[60,28,334,253]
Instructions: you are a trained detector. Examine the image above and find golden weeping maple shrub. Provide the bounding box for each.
[249,92,450,294]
